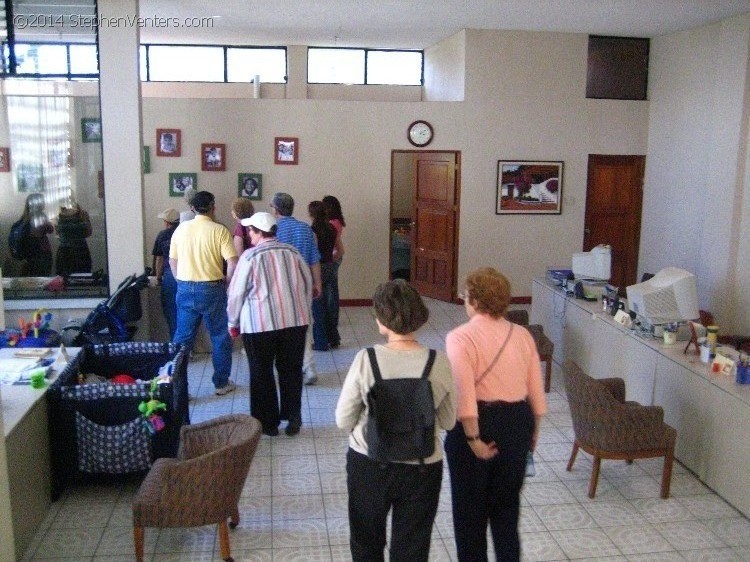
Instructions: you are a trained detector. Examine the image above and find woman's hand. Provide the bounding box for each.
[469,438,499,460]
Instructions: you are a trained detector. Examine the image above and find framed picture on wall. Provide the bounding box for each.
[0,147,9,172]
[274,136,298,165]
[496,160,563,215]
[81,118,102,143]
[201,143,226,171]
[17,163,44,192]
[238,173,262,200]
[169,172,197,197]
[157,128,181,157]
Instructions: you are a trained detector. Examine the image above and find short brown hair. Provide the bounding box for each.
[232,197,255,220]
[464,267,511,318]
[373,279,429,335]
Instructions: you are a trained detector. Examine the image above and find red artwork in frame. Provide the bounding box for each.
[0,147,9,172]
[274,137,298,165]
[156,128,181,157]
[201,143,226,172]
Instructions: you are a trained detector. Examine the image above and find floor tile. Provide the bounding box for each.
[519,530,567,561]
[550,527,622,558]
[602,524,674,555]
[533,502,597,531]
[654,520,727,550]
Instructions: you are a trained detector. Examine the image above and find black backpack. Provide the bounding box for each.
[8,218,32,260]
[365,347,436,463]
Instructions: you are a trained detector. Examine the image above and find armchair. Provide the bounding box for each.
[132,414,262,562]
[562,360,676,499]
[506,309,554,392]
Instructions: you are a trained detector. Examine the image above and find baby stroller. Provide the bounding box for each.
[62,271,151,346]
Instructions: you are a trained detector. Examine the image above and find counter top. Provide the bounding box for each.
[533,277,750,406]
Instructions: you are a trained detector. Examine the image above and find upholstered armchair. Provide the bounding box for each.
[506,309,554,392]
[132,414,262,562]
[562,360,676,499]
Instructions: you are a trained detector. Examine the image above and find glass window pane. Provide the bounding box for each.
[367,50,423,85]
[308,48,364,84]
[139,46,147,81]
[69,44,98,74]
[15,44,67,74]
[227,48,286,83]
[147,45,224,82]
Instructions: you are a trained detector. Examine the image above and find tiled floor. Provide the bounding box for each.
[23,300,750,561]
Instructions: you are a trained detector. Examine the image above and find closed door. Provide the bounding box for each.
[584,154,645,291]
[411,152,459,301]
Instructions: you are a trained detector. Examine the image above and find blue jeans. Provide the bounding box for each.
[312,262,336,350]
[160,267,178,340]
[173,280,232,388]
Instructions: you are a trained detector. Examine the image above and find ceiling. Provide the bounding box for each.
[137,0,750,48]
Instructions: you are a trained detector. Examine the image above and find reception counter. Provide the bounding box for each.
[531,277,750,517]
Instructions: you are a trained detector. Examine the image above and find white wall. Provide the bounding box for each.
[424,30,465,102]
[642,14,750,332]
[138,28,649,302]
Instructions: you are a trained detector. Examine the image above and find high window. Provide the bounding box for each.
[308,47,423,85]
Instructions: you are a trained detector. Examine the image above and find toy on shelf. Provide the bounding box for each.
[0,310,60,348]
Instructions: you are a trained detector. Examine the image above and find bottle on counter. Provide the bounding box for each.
[706,325,719,357]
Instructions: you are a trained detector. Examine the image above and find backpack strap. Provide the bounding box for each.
[421,349,437,379]
[366,347,383,383]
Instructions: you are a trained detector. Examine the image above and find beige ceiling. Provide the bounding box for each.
[137,0,750,48]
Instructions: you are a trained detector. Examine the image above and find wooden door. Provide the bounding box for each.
[411,152,459,301]
[584,155,645,292]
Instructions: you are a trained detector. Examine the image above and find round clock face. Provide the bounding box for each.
[408,120,433,147]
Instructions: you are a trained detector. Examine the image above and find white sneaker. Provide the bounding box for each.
[215,381,237,396]
[303,368,318,386]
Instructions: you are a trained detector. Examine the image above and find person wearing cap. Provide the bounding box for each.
[170,191,238,396]
[151,207,180,339]
[227,211,313,436]
[270,192,322,385]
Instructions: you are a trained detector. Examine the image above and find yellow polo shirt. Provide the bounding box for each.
[169,215,237,281]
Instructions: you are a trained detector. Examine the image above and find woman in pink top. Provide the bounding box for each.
[322,195,345,347]
[445,267,547,561]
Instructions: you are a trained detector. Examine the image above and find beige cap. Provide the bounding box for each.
[157,208,179,223]
[241,211,277,233]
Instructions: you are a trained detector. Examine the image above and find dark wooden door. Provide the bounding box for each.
[411,152,459,301]
[584,154,645,292]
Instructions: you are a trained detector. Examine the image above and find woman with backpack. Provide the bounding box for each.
[335,279,457,562]
[445,267,547,561]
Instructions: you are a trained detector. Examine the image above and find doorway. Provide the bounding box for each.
[390,150,461,302]
[584,154,645,292]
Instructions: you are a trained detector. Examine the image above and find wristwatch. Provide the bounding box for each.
[465,434,481,442]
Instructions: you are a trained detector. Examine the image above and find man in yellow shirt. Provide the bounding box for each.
[169,191,238,395]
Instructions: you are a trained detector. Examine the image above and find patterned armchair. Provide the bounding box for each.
[506,309,554,392]
[563,360,676,499]
[132,414,262,562]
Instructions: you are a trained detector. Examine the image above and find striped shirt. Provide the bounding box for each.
[226,238,313,333]
[276,216,321,266]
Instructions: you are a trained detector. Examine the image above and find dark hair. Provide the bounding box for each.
[373,279,429,335]
[464,267,511,318]
[192,191,215,214]
[322,195,346,227]
[308,200,327,225]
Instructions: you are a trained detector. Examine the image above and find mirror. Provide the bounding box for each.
[0,82,108,299]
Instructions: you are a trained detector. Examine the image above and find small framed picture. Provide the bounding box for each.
[17,163,44,192]
[238,173,262,200]
[496,160,564,215]
[274,136,298,165]
[201,143,226,171]
[143,146,151,174]
[81,118,102,143]
[169,172,197,197]
[0,147,9,172]
[157,128,181,157]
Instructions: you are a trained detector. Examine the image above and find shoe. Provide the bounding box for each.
[329,341,340,349]
[262,425,279,437]
[304,374,318,386]
[285,420,301,436]
[312,344,329,351]
[215,381,237,396]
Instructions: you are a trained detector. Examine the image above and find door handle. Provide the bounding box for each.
[418,247,425,252]
[584,228,590,234]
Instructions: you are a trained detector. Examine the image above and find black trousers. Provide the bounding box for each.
[444,401,534,562]
[347,448,442,562]
[242,326,307,430]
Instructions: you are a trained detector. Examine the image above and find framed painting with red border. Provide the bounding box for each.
[156,128,181,157]
[201,143,226,171]
[274,137,298,165]
[0,147,9,172]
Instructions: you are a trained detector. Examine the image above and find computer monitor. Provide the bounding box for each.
[572,244,611,280]
[626,267,699,325]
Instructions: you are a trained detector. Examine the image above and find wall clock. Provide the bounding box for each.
[407,120,434,147]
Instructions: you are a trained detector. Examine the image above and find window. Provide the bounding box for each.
[308,47,423,85]
[586,36,649,100]
[227,47,287,83]
[145,45,225,82]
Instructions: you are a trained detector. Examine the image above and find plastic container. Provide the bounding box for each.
[706,325,719,356]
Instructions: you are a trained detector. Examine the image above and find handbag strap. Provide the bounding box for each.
[476,324,514,384]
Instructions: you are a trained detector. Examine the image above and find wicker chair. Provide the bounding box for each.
[562,360,676,499]
[506,309,554,392]
[132,414,262,562]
